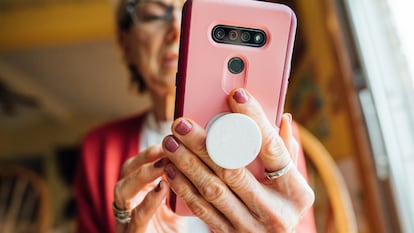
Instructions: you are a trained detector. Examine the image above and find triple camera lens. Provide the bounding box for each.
[212,25,266,47]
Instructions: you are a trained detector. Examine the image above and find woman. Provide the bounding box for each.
[74,0,316,232]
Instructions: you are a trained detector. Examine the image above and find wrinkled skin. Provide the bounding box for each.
[113,89,314,233]
[162,89,314,232]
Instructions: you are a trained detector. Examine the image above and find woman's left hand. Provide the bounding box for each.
[162,88,314,233]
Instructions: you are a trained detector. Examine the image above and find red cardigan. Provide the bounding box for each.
[74,114,316,233]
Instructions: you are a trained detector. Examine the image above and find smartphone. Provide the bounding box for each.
[169,0,297,215]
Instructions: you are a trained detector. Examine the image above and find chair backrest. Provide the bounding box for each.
[0,165,51,233]
[297,124,358,233]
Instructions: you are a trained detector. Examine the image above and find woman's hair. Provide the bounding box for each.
[116,0,147,93]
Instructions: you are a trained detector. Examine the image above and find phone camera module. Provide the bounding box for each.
[213,27,226,40]
[212,25,266,47]
[228,30,239,41]
[228,57,245,74]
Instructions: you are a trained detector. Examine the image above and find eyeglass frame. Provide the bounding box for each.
[126,0,178,24]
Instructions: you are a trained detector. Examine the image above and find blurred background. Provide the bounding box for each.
[1,0,413,232]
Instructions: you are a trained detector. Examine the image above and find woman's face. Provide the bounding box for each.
[121,0,185,97]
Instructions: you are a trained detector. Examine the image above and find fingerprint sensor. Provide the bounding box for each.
[228,57,245,74]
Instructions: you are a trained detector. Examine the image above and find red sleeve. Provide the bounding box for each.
[73,115,142,233]
[73,130,110,233]
[292,122,318,233]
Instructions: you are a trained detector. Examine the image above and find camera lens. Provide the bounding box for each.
[240,31,251,42]
[228,30,238,41]
[228,57,245,74]
[214,28,226,40]
[212,25,266,47]
[254,33,264,44]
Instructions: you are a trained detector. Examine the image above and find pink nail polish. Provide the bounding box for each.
[164,136,179,152]
[165,165,176,180]
[175,119,192,135]
[233,89,248,104]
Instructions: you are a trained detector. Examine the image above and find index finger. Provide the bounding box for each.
[120,145,166,178]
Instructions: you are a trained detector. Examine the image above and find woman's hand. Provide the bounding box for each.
[162,88,314,233]
[113,145,169,233]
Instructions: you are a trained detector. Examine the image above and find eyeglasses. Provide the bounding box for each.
[126,0,180,25]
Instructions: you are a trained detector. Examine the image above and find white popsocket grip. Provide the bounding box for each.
[206,113,262,169]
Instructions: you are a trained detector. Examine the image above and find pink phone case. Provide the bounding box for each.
[170,0,296,215]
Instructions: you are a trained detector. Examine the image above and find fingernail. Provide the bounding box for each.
[165,165,176,180]
[164,136,179,152]
[154,181,162,192]
[233,89,248,104]
[285,113,292,124]
[154,159,165,168]
[175,119,192,135]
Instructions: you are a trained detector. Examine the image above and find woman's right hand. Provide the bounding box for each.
[113,145,169,233]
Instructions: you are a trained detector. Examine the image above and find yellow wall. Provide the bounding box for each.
[286,0,356,161]
[0,1,115,51]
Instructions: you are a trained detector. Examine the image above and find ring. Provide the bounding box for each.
[112,201,132,224]
[265,160,293,180]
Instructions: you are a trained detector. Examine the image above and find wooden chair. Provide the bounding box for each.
[0,166,51,233]
[297,124,358,233]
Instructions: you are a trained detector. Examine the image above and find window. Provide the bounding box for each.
[388,0,414,89]
[343,0,414,232]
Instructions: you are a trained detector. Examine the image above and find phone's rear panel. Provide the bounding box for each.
[176,0,296,129]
